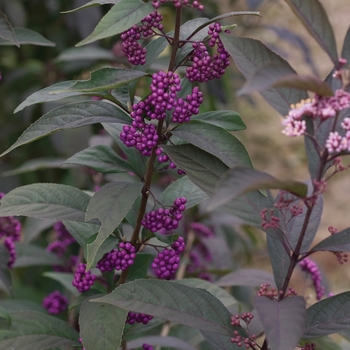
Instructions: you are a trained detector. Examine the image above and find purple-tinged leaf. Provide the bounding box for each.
[91,279,233,336]
[303,292,350,338]
[220,33,308,116]
[127,336,197,350]
[200,331,240,350]
[311,227,350,253]
[238,62,334,96]
[85,181,143,269]
[254,296,306,350]
[64,145,134,174]
[201,237,233,270]
[284,0,339,66]
[216,268,275,287]
[6,101,131,156]
[210,166,307,210]
[172,122,253,168]
[0,12,18,46]
[79,295,127,350]
[341,25,350,63]
[76,0,154,46]
[62,0,119,14]
[0,184,91,222]
[0,27,55,47]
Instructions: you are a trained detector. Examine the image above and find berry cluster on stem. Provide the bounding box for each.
[42,291,68,314]
[126,312,154,325]
[72,263,97,293]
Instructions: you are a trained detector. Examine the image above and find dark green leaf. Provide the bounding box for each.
[284,0,338,66]
[102,122,146,177]
[0,12,18,46]
[64,145,133,174]
[127,336,197,350]
[311,227,350,253]
[79,295,127,350]
[43,272,78,296]
[86,234,118,269]
[153,232,178,245]
[68,289,101,311]
[177,278,237,308]
[55,46,115,62]
[0,300,44,313]
[160,176,208,209]
[92,279,233,335]
[341,25,350,62]
[85,181,143,269]
[0,27,55,46]
[172,122,253,168]
[2,158,67,176]
[61,67,146,92]
[216,268,275,287]
[303,292,350,338]
[0,245,12,295]
[254,296,306,350]
[190,110,246,131]
[0,184,91,221]
[238,62,334,96]
[62,0,119,13]
[76,0,154,46]
[62,220,100,246]
[0,310,80,349]
[14,243,62,268]
[6,101,131,156]
[125,253,153,282]
[220,33,308,116]
[210,166,307,209]
[22,218,55,245]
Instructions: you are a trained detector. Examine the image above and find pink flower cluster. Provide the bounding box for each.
[282,89,350,138]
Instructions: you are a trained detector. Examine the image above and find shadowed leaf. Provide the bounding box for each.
[43,272,78,296]
[0,12,18,46]
[127,336,197,350]
[311,227,350,253]
[216,268,275,287]
[62,0,119,13]
[0,27,55,46]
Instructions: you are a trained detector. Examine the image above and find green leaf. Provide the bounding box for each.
[76,0,154,47]
[0,184,91,222]
[177,279,237,308]
[0,12,18,46]
[0,246,12,295]
[6,101,131,156]
[190,110,246,131]
[162,144,273,226]
[62,220,100,246]
[22,218,56,245]
[125,253,153,282]
[153,232,178,245]
[0,300,44,313]
[210,166,307,209]
[303,292,350,338]
[0,306,10,326]
[0,27,55,46]
[160,176,208,209]
[85,181,143,269]
[127,336,197,350]
[79,295,127,350]
[68,289,101,311]
[62,0,119,13]
[284,0,338,66]
[311,227,350,253]
[238,62,334,96]
[55,46,115,62]
[103,122,146,177]
[216,268,275,287]
[43,272,78,296]
[172,122,253,168]
[300,337,343,350]
[254,296,306,350]
[14,243,62,268]
[0,310,80,349]
[92,279,233,335]
[60,67,146,92]
[200,331,240,350]
[220,33,308,116]
[64,145,133,174]
[2,158,67,176]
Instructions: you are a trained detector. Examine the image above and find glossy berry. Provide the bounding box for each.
[126,312,153,325]
[42,291,68,314]
[152,247,181,279]
[142,344,154,350]
[72,263,97,293]
[142,197,187,232]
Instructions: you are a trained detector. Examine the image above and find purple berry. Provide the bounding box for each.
[42,291,68,314]
[143,344,155,350]
[72,263,97,293]
[4,238,16,268]
[126,312,153,325]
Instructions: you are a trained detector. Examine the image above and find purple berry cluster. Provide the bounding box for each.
[126,312,154,325]
[152,237,185,279]
[96,242,136,272]
[186,23,231,83]
[142,197,187,232]
[72,263,97,293]
[230,313,257,349]
[0,193,21,268]
[301,343,317,350]
[299,258,325,300]
[121,11,163,65]
[190,222,214,237]
[143,344,154,350]
[46,221,76,257]
[42,291,68,314]
[152,0,204,10]
[155,148,186,175]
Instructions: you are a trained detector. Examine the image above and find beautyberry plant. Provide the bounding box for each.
[0,1,349,350]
